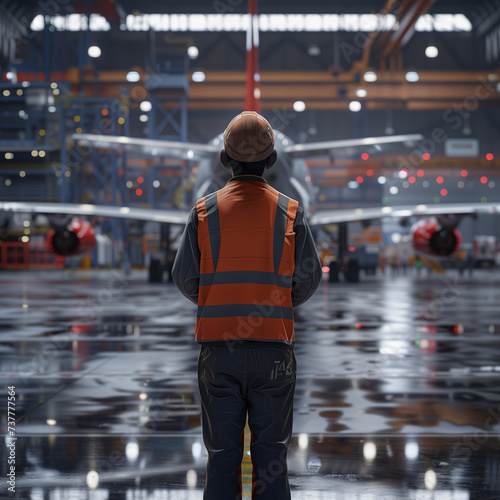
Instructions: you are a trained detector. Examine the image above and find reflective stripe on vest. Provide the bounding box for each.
[195,180,299,344]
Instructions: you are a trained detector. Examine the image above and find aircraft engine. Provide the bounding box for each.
[46,220,96,256]
[411,220,462,256]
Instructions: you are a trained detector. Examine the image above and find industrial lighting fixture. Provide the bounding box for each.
[406,71,419,82]
[356,88,367,98]
[139,114,148,122]
[192,71,206,82]
[349,101,361,112]
[293,100,306,112]
[377,176,386,184]
[126,71,140,82]
[187,45,199,59]
[308,44,321,56]
[389,186,399,194]
[363,71,377,82]
[139,101,152,112]
[425,45,438,58]
[88,45,101,58]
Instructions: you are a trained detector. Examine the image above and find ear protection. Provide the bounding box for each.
[220,148,277,170]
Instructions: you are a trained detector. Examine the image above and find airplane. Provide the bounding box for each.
[1,0,499,281]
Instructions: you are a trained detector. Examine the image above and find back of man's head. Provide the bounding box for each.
[220,111,277,176]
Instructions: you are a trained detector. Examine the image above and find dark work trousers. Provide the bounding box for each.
[198,344,296,500]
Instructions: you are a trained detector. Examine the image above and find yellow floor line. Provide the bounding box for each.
[241,413,253,497]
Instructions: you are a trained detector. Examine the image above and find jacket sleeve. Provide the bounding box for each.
[171,206,200,305]
[291,206,323,308]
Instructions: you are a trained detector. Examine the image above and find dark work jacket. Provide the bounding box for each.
[172,174,322,349]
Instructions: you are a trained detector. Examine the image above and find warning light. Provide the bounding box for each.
[101,109,109,116]
[356,176,364,183]
[480,176,488,184]
[436,176,444,184]
[137,176,144,184]
[417,169,424,177]
[136,188,143,196]
[486,153,494,161]
[408,176,416,184]
[361,153,369,160]
[355,323,362,329]
[322,266,330,273]
[460,169,468,177]
[440,188,447,196]
[348,246,356,252]
[366,169,373,177]
[422,153,430,160]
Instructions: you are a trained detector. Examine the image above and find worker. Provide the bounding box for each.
[172,111,322,500]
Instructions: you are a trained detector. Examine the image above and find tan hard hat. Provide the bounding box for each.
[223,111,275,163]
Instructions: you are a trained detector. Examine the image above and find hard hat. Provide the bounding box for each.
[220,111,277,167]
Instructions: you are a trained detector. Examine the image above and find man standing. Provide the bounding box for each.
[172,111,322,499]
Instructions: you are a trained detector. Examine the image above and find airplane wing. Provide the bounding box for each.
[3,201,498,228]
[309,203,500,227]
[284,134,424,157]
[71,134,218,160]
[0,202,189,225]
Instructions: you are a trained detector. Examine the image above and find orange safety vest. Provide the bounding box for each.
[195,176,299,345]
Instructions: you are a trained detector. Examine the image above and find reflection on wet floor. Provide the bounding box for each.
[1,269,500,498]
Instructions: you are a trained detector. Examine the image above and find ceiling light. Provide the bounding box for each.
[425,46,438,58]
[187,45,199,59]
[349,101,362,112]
[406,71,419,82]
[192,71,206,82]
[88,45,101,58]
[293,100,306,112]
[308,45,321,56]
[126,71,140,82]
[363,71,377,82]
[139,101,152,112]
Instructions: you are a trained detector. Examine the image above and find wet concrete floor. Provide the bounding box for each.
[1,269,500,499]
